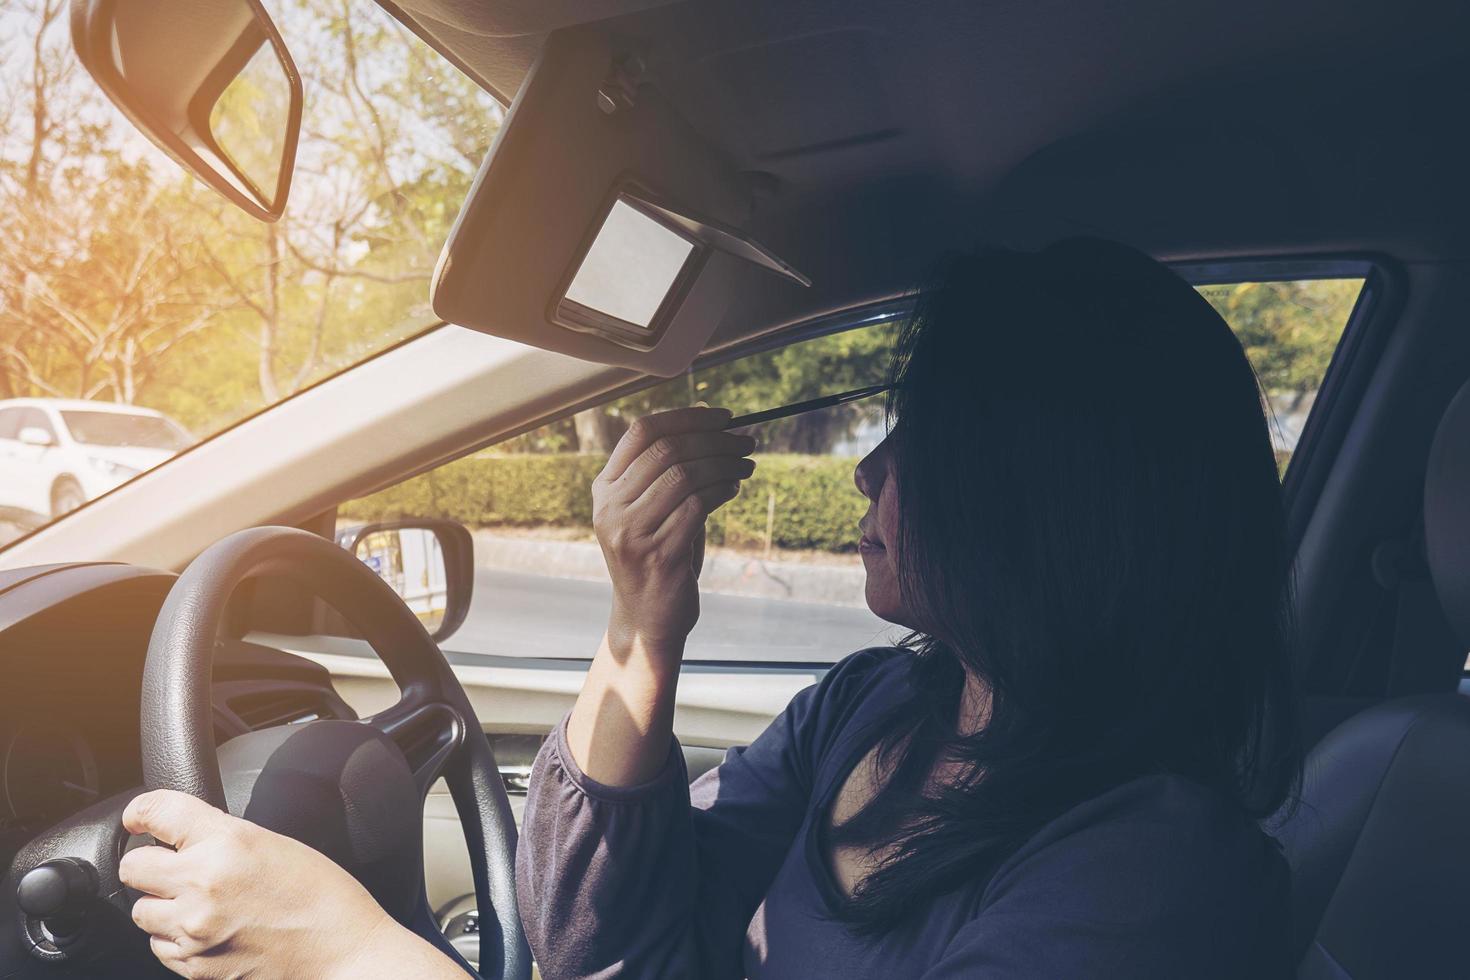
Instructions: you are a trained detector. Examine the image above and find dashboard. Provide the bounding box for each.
[0,562,353,867]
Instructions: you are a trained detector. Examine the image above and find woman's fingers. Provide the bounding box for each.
[614,430,755,500]
[116,792,411,979]
[598,406,732,484]
[590,407,752,646]
[134,899,197,977]
[627,454,755,531]
[656,481,742,549]
[148,935,188,977]
[123,789,222,850]
[131,895,181,940]
[119,841,183,898]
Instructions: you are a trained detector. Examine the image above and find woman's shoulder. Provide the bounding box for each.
[823,645,913,690]
[810,647,915,725]
[773,647,914,772]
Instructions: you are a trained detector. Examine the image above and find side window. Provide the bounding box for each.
[17,408,56,440]
[1195,277,1364,472]
[0,409,22,440]
[342,275,1364,664]
[342,320,904,664]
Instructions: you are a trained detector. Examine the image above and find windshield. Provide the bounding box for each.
[0,0,502,544]
[60,411,191,451]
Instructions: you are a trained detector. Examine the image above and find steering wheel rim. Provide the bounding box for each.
[140,525,530,980]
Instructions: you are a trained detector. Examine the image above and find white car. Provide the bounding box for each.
[0,398,191,520]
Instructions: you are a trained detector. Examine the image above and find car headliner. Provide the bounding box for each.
[387,0,1470,354]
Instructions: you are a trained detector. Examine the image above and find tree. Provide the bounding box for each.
[0,0,233,405]
[1197,279,1360,407]
[0,0,502,438]
[1,170,232,403]
[187,0,504,407]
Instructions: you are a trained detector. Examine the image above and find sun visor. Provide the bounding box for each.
[431,28,808,376]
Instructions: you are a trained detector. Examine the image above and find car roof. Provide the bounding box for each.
[0,398,167,417]
[386,0,1470,349]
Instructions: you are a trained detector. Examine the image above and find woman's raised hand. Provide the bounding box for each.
[592,406,756,652]
[568,407,756,786]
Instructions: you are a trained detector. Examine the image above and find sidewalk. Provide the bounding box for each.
[471,530,868,608]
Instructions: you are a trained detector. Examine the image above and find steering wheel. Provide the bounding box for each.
[3,526,532,980]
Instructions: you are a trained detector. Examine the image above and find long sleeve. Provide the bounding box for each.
[515,649,901,980]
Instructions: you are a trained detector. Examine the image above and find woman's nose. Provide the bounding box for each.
[854,449,878,500]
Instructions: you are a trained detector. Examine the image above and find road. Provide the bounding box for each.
[448,568,899,664]
[0,522,894,663]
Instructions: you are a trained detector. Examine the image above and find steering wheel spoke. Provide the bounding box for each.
[367,701,466,796]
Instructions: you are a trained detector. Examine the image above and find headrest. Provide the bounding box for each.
[1425,379,1470,646]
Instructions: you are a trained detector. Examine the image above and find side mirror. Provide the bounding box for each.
[17,427,55,448]
[337,520,474,642]
[71,0,302,222]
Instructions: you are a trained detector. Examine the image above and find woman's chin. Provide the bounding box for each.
[862,569,907,625]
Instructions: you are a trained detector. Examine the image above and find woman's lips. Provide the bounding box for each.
[859,535,885,554]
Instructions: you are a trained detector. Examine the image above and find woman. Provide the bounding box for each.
[121,238,1299,978]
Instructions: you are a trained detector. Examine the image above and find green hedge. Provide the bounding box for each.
[339,453,866,552]
[707,454,865,552]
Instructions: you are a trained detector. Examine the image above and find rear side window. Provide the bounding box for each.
[0,409,21,440]
[342,276,1364,665]
[1196,278,1364,472]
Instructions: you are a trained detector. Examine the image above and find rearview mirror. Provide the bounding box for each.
[336,520,475,642]
[71,0,302,222]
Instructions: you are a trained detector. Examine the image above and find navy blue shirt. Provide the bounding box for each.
[517,648,1291,978]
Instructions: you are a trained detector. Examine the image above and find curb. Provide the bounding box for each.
[471,530,868,608]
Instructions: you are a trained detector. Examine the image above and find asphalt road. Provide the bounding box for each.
[448,568,899,664]
[0,521,894,663]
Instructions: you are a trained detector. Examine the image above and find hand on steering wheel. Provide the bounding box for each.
[122,789,432,978]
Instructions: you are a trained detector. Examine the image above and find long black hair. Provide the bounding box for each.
[830,238,1301,933]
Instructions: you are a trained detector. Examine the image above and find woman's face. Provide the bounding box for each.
[854,435,912,627]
